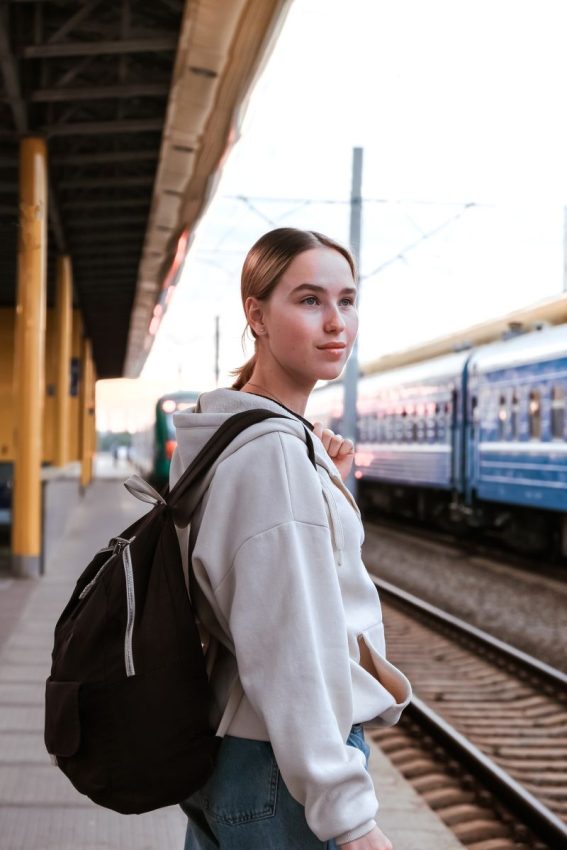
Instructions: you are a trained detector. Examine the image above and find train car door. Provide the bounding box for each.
[461,353,477,506]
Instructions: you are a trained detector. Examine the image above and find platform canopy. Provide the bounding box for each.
[0,0,290,378]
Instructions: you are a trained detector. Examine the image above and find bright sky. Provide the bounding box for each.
[98,0,567,431]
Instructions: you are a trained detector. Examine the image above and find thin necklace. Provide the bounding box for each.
[241,382,313,430]
[243,382,287,407]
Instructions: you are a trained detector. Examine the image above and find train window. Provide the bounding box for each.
[435,403,445,442]
[444,401,452,442]
[371,413,379,442]
[498,394,508,439]
[377,412,385,442]
[551,386,565,439]
[400,409,408,443]
[471,395,479,424]
[415,417,425,443]
[406,413,416,443]
[425,405,435,442]
[528,390,541,439]
[433,404,443,443]
[370,413,379,442]
[396,416,405,443]
[510,392,520,439]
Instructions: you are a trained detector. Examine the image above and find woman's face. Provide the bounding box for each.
[253,247,358,385]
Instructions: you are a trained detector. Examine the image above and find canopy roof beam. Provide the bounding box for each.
[23,36,177,58]
[44,118,163,136]
[52,150,158,165]
[58,176,154,189]
[0,6,27,131]
[33,83,169,102]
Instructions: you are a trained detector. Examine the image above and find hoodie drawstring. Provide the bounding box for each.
[320,475,345,567]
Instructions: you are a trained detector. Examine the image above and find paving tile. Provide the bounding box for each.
[0,647,52,666]
[0,731,47,763]
[0,705,44,732]
[0,681,44,704]
[0,765,90,805]
[3,632,56,650]
[0,804,187,850]
[0,664,48,683]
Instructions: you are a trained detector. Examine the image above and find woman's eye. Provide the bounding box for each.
[340,298,355,306]
[301,296,319,305]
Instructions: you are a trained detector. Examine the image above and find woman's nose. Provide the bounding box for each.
[324,305,346,332]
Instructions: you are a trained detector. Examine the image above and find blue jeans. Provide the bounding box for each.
[182,725,370,850]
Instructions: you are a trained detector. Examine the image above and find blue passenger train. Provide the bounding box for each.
[307,324,567,558]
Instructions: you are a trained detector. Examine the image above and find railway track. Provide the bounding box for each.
[371,577,567,849]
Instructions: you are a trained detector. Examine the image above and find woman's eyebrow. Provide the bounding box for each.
[291,283,357,296]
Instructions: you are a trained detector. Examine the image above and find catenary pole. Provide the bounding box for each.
[342,147,363,497]
[214,315,220,386]
[564,208,567,292]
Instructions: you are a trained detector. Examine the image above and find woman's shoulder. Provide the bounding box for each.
[217,423,318,478]
[208,426,326,528]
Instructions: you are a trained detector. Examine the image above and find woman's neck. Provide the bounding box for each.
[241,372,314,417]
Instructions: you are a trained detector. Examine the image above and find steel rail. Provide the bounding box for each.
[406,695,567,849]
[372,575,567,689]
[372,575,567,847]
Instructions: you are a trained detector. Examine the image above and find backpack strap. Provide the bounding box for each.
[303,424,316,468]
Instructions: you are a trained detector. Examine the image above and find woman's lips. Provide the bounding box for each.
[317,344,346,357]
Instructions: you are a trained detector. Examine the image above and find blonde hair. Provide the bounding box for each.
[231,228,356,389]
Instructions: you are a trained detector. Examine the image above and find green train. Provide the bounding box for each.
[132,390,200,489]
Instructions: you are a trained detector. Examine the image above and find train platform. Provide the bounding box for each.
[0,462,464,850]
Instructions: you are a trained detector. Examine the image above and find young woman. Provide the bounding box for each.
[170,228,411,850]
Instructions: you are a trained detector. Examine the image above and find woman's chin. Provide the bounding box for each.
[315,363,345,381]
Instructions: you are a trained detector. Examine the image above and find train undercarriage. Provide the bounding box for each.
[358,479,567,562]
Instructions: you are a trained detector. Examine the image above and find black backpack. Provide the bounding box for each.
[45,409,316,814]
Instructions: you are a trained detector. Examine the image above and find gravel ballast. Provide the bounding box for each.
[362,522,567,673]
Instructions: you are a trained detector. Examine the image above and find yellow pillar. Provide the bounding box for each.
[80,338,94,489]
[12,137,48,578]
[53,256,73,466]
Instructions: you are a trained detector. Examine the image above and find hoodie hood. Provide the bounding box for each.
[172,387,339,478]
[170,387,360,524]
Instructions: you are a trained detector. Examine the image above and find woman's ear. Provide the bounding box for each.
[244,296,266,337]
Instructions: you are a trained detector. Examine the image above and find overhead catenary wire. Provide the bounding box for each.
[224,194,495,207]
[360,203,477,282]
[197,198,479,275]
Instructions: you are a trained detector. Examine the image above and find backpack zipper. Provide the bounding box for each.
[78,547,114,600]
[120,539,136,677]
[76,536,137,676]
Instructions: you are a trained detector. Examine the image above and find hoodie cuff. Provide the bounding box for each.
[335,818,376,846]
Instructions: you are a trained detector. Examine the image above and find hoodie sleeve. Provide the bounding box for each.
[192,431,379,843]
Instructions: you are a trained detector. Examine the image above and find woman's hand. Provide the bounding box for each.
[313,422,355,483]
[338,825,393,850]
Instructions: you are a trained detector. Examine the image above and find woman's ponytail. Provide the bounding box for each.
[231,352,257,390]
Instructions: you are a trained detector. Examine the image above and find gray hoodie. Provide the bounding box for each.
[171,387,411,845]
